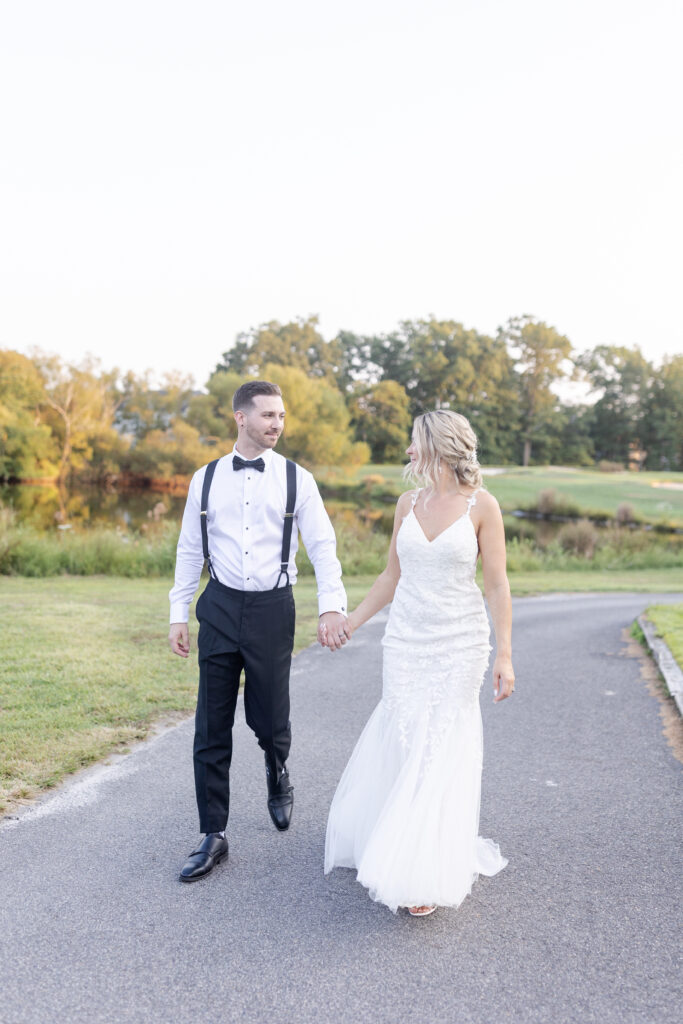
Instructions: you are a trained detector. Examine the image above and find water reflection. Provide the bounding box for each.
[0,484,186,532]
[1,483,568,544]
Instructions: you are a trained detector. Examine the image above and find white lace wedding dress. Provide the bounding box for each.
[324,489,507,912]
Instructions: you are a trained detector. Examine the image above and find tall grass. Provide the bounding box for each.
[0,507,390,579]
[0,509,179,577]
[1,504,681,579]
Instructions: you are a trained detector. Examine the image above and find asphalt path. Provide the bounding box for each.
[2,592,682,1024]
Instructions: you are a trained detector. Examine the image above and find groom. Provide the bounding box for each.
[168,380,349,882]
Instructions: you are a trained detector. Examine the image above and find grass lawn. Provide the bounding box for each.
[644,603,683,666]
[0,575,375,812]
[321,464,683,527]
[2,569,682,813]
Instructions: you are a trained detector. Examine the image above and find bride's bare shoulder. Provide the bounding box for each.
[473,488,502,519]
[396,490,416,514]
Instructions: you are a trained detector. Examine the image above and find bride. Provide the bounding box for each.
[323,409,515,916]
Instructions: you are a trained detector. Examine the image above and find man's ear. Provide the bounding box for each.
[234,410,245,429]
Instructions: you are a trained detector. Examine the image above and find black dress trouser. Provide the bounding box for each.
[193,577,295,833]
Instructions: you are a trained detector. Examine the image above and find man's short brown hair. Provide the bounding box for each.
[232,380,282,413]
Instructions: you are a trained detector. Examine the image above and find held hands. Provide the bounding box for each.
[493,656,515,702]
[318,611,353,651]
[169,623,190,658]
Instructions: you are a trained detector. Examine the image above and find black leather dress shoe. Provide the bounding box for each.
[179,832,228,883]
[265,759,294,831]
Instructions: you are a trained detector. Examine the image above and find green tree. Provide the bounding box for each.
[499,316,573,466]
[0,351,58,479]
[33,354,121,482]
[642,354,683,470]
[333,330,385,392]
[260,363,369,468]
[116,370,196,441]
[349,380,412,462]
[123,419,212,478]
[354,320,520,463]
[576,345,652,465]
[216,317,342,382]
[185,370,242,445]
[514,401,595,466]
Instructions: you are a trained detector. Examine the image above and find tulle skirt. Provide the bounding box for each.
[324,694,507,913]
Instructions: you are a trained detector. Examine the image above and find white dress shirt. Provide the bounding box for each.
[169,446,347,623]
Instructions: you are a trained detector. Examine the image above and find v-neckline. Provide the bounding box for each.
[409,508,472,545]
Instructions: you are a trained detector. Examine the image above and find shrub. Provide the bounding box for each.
[534,489,581,518]
[536,489,557,515]
[557,519,599,558]
[616,502,635,525]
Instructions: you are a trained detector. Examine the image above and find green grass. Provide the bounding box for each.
[2,570,682,812]
[321,464,683,527]
[645,603,683,665]
[0,575,375,812]
[484,468,683,526]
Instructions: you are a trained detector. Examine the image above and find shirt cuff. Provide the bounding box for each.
[170,603,190,624]
[317,594,347,617]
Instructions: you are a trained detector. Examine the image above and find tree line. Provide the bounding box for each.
[1,315,681,482]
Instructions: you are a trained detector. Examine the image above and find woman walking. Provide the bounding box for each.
[324,410,514,916]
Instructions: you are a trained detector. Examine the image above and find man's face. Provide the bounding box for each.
[235,394,286,451]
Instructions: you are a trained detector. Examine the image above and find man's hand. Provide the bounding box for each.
[169,622,190,658]
[318,611,352,651]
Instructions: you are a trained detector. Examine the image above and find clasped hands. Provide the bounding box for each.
[318,611,353,651]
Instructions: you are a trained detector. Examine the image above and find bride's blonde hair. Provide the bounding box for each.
[403,410,483,492]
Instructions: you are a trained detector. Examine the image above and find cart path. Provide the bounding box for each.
[1,592,682,1024]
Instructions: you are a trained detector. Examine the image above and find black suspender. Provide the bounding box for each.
[199,456,297,589]
[275,459,297,589]
[200,458,219,579]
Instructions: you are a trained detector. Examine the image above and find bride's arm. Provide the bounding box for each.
[477,493,515,702]
[345,491,412,634]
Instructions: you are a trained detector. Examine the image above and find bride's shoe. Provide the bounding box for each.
[408,905,437,917]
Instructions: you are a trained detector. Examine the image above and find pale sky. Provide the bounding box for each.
[1,0,681,388]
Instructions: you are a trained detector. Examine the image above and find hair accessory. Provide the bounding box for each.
[467,450,477,464]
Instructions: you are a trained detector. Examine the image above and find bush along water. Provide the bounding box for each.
[1,503,681,578]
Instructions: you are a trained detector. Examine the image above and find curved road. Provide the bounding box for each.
[1,592,682,1024]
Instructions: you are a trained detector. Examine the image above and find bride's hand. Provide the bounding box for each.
[493,657,515,702]
[318,612,353,650]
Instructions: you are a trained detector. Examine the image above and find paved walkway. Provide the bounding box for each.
[2,593,682,1024]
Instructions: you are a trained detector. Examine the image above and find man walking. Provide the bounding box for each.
[168,380,349,882]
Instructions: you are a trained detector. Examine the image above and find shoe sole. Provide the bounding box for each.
[178,852,227,883]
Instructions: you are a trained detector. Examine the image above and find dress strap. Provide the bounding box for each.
[410,488,421,510]
[465,489,481,516]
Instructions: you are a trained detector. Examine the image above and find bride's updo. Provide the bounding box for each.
[404,410,483,491]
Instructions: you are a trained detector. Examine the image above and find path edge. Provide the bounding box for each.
[637,614,683,717]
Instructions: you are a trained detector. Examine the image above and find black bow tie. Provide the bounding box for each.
[233,455,265,473]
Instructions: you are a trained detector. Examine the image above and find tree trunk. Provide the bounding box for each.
[522,438,532,467]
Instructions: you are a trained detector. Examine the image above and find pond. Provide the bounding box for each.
[1,482,572,544]
[0,483,188,533]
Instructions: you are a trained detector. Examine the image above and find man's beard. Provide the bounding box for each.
[248,426,279,448]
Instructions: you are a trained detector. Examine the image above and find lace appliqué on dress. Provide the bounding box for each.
[381,489,489,771]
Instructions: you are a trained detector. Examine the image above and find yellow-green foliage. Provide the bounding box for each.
[260,363,370,468]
